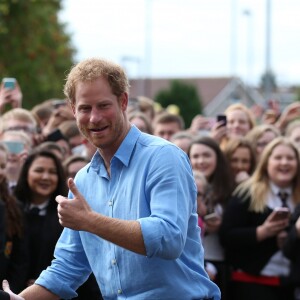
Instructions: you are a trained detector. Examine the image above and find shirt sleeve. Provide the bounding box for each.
[138,145,197,259]
[35,228,91,299]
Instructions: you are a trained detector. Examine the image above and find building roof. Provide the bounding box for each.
[129,77,235,107]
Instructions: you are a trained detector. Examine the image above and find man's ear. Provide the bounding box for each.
[70,102,76,116]
[120,93,129,111]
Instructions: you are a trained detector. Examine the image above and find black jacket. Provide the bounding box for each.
[219,193,280,275]
[0,200,28,293]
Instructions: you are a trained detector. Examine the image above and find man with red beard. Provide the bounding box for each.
[3,58,220,300]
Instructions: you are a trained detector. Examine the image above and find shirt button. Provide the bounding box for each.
[108,200,113,206]
[117,289,122,294]
[112,259,117,265]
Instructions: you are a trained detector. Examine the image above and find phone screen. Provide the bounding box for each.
[272,208,290,221]
[46,129,65,142]
[2,78,16,89]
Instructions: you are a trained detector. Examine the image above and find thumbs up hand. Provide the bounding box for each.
[56,178,93,231]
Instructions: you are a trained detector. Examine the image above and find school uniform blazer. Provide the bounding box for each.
[0,200,28,293]
[25,203,63,279]
[219,193,279,275]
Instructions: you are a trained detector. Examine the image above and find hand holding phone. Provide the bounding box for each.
[216,114,227,126]
[45,129,66,142]
[2,78,16,90]
[271,207,290,222]
[0,78,22,112]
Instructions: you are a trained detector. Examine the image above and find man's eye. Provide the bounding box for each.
[100,104,110,109]
[79,107,90,112]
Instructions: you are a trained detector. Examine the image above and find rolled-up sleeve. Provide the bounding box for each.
[138,146,196,259]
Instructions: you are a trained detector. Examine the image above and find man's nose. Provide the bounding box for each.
[90,108,102,123]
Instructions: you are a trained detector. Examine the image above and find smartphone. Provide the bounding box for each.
[2,78,16,89]
[216,114,227,126]
[271,207,290,221]
[45,129,65,142]
[3,141,25,154]
[204,212,219,222]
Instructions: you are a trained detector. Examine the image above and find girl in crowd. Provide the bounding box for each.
[246,124,280,162]
[0,143,27,293]
[224,103,256,139]
[223,137,256,186]
[14,149,67,287]
[188,136,233,300]
[211,103,256,148]
[193,170,218,282]
[220,136,300,300]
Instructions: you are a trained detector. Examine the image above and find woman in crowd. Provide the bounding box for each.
[188,136,233,300]
[220,136,300,300]
[223,137,256,186]
[193,170,219,282]
[246,124,280,162]
[210,103,256,148]
[0,143,27,293]
[224,103,256,139]
[14,149,67,287]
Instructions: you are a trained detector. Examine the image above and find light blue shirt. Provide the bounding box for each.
[36,126,220,300]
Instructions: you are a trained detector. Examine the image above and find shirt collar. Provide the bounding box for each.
[29,200,50,211]
[88,125,142,172]
[269,181,292,196]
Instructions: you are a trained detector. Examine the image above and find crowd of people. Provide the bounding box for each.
[0,58,300,300]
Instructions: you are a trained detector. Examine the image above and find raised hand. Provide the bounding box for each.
[0,82,22,113]
[210,121,227,144]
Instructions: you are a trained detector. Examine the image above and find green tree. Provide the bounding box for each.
[154,80,202,128]
[295,86,300,102]
[0,0,75,109]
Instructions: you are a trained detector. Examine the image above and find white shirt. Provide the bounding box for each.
[261,182,293,276]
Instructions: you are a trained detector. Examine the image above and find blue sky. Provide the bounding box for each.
[60,0,300,86]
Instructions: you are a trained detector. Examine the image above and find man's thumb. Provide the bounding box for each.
[2,280,10,293]
[68,178,80,197]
